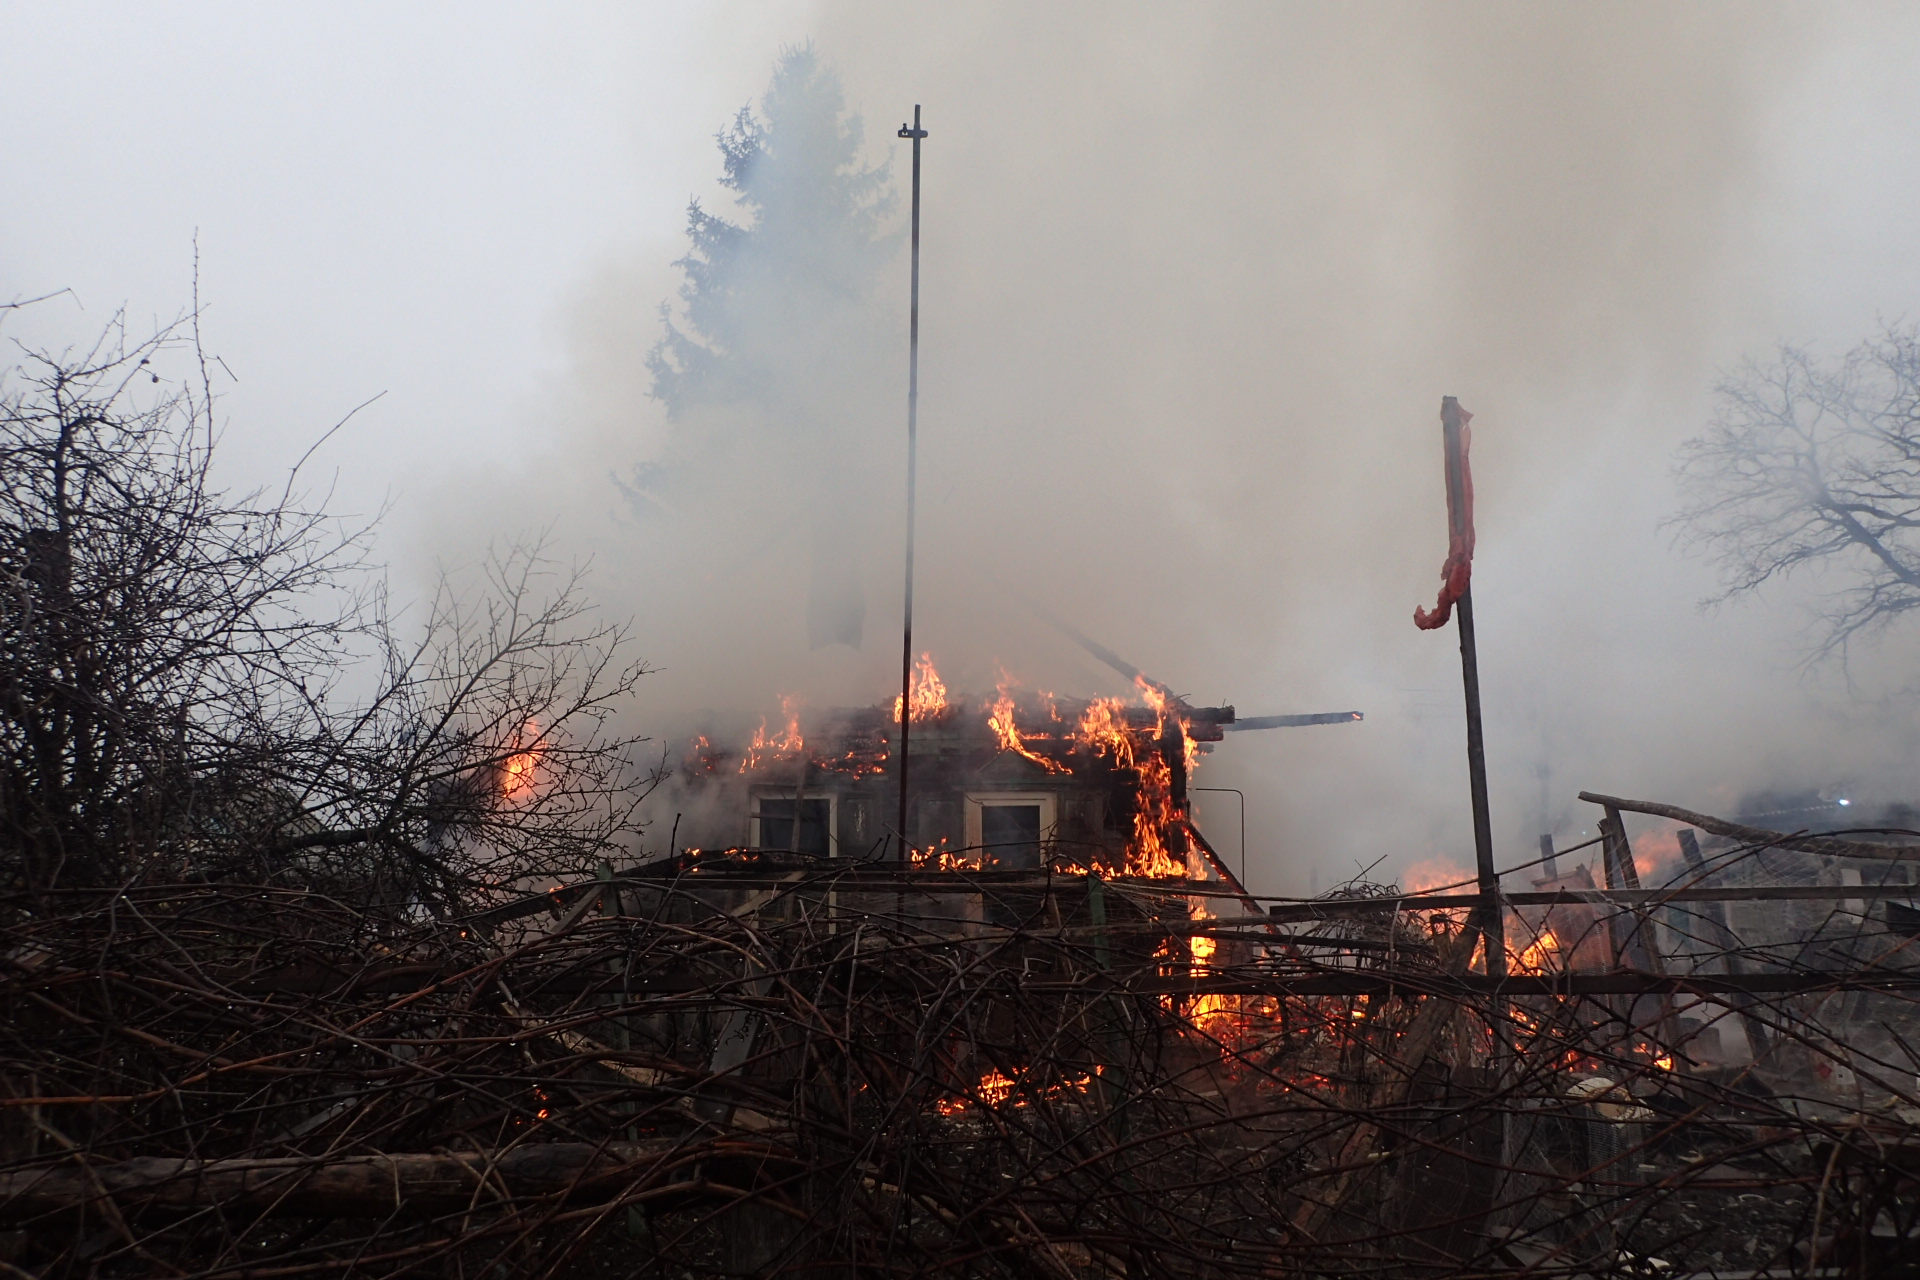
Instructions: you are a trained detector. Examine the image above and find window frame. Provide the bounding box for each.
[749,790,840,856]
[963,792,1058,866]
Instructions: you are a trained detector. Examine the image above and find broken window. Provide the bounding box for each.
[756,798,832,855]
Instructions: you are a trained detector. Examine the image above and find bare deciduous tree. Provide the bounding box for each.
[1672,322,1920,657]
[0,312,657,909]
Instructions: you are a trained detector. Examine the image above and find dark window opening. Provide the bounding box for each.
[759,798,832,855]
[982,804,1042,870]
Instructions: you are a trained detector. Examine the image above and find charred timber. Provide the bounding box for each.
[0,1140,793,1222]
[1579,790,1920,860]
[1269,882,1920,920]
[1225,711,1364,730]
[1139,970,1920,996]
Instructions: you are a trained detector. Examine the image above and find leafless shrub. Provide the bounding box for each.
[0,311,658,913]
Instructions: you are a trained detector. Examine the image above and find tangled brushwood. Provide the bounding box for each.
[4,850,1920,1278]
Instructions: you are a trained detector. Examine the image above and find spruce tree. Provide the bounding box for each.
[644,47,897,649]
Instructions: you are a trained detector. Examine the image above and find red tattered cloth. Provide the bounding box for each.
[1413,402,1474,630]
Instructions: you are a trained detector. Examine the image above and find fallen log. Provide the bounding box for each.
[1578,792,1919,861]
[0,1139,788,1221]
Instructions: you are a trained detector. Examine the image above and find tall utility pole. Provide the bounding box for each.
[894,105,927,861]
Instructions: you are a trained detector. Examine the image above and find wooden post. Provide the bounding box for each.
[1678,828,1771,1056]
[1440,396,1502,978]
[1601,808,1685,1063]
[1601,807,1642,889]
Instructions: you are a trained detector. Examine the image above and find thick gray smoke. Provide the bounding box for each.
[401,3,1920,892]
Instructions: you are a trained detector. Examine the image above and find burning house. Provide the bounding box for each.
[674,654,1292,890]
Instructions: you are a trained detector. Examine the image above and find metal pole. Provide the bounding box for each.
[1443,396,1503,978]
[895,106,927,862]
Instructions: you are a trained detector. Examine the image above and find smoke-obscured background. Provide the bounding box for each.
[8,1,1920,893]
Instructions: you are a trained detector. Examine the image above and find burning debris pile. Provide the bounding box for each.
[5,787,1920,1277]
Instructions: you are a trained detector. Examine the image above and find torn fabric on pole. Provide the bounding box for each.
[1413,401,1475,630]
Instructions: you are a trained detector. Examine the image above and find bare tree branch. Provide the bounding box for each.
[1,318,659,914]
[1672,325,1920,658]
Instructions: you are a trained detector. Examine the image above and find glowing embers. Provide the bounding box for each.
[893,651,949,723]
[820,738,889,778]
[685,734,728,775]
[932,1065,1100,1116]
[1632,1042,1677,1074]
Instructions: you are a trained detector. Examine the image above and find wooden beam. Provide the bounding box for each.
[1269,883,1920,922]
[1579,791,1917,861]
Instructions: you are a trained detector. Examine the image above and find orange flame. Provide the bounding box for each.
[1184,902,1236,1031]
[912,837,980,872]
[1136,676,1170,723]
[686,734,727,775]
[1079,684,1210,878]
[1075,694,1128,767]
[1071,697,1136,767]
[893,652,949,723]
[740,696,804,773]
[1060,694,1197,878]
[1510,929,1560,975]
[987,680,1071,775]
[501,721,542,799]
[1124,752,1185,878]
[729,672,1212,883]
[1403,857,1474,895]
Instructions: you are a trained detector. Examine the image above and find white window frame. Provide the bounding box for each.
[964,792,1058,863]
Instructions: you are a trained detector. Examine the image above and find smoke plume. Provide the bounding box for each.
[408,3,1920,892]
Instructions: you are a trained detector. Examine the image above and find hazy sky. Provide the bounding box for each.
[8,2,1920,892]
